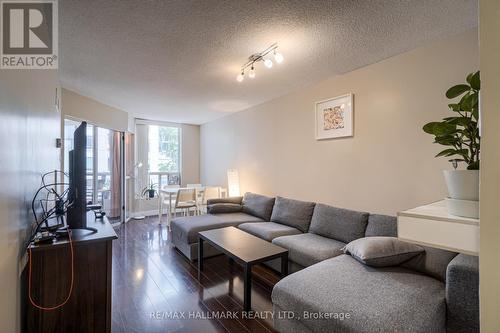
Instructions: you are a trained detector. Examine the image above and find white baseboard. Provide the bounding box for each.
[131,210,159,218]
[130,208,201,220]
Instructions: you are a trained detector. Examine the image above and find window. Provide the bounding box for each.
[135,122,181,193]
[64,118,123,222]
[148,125,180,173]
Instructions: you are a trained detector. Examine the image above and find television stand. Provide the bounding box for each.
[23,212,117,333]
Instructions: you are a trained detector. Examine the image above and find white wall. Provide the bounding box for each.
[0,71,60,333]
[62,88,129,132]
[201,30,479,215]
[479,0,500,331]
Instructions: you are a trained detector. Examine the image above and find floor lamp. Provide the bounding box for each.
[132,162,146,220]
[227,169,240,197]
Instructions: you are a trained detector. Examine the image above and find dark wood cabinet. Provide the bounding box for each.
[23,214,117,333]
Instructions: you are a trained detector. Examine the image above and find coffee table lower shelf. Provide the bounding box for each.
[197,227,289,312]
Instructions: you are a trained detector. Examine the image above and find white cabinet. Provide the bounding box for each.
[397,200,479,256]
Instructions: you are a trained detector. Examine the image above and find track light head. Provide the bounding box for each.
[249,65,256,79]
[274,52,284,64]
[236,72,244,82]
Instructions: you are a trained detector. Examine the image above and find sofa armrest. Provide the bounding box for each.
[207,196,243,205]
[446,254,479,333]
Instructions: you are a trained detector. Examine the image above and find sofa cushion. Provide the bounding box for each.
[343,237,424,267]
[272,233,345,267]
[270,197,316,233]
[238,222,301,241]
[207,203,242,214]
[272,255,446,333]
[171,213,264,244]
[402,246,458,282]
[309,203,369,243]
[241,192,275,220]
[365,214,397,237]
[207,196,243,205]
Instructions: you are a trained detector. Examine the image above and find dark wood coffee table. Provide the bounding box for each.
[198,226,288,311]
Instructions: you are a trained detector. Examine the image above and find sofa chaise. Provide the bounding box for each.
[170,192,479,332]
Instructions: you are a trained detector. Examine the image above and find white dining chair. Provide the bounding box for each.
[158,185,180,224]
[199,186,221,214]
[186,183,203,207]
[172,188,197,218]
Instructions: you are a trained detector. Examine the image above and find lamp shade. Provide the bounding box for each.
[227,169,240,197]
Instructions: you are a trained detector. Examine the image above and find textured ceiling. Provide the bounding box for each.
[60,0,478,125]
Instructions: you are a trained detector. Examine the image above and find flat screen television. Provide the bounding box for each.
[67,121,87,229]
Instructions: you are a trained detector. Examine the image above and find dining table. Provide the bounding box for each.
[158,186,227,226]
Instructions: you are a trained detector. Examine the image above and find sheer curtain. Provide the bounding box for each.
[109,132,121,218]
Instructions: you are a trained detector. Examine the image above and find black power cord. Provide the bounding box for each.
[27,170,71,250]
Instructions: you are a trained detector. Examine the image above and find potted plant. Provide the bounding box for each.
[142,182,158,199]
[423,71,480,216]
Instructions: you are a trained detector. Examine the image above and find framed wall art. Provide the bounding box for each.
[315,93,353,140]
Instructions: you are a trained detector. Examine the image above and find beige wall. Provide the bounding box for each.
[201,30,479,215]
[0,71,60,333]
[181,124,201,186]
[479,0,500,331]
[62,88,129,132]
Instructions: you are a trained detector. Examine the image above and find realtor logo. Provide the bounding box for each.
[1,0,57,69]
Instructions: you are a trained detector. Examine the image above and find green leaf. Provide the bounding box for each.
[459,92,472,111]
[435,149,459,157]
[466,72,474,85]
[460,92,479,111]
[469,71,480,90]
[433,123,457,136]
[423,122,438,134]
[447,117,471,127]
[448,103,461,111]
[434,135,459,146]
[470,92,479,108]
[472,108,479,120]
[435,148,469,159]
[456,149,470,158]
[424,122,457,137]
[446,84,470,99]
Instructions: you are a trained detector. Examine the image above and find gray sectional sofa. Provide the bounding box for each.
[170,192,479,333]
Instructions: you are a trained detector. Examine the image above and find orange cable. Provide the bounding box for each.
[28,229,74,311]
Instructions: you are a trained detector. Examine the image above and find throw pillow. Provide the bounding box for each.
[343,237,424,267]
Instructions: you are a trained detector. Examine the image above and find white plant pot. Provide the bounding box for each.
[443,170,480,201]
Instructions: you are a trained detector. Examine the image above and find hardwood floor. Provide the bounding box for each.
[111,217,280,333]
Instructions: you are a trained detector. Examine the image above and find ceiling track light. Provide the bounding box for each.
[236,42,284,82]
